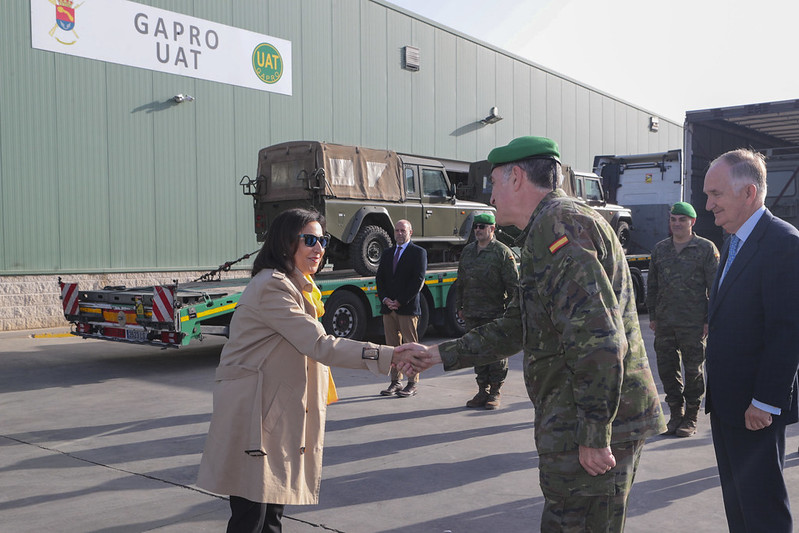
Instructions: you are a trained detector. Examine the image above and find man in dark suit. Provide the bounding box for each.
[376,219,427,397]
[704,148,799,533]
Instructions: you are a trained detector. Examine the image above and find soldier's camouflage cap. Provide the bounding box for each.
[670,201,697,218]
[487,136,561,167]
[474,213,495,225]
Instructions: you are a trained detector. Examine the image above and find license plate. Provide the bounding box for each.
[126,329,147,342]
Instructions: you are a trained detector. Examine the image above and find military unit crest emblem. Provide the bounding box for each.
[48,0,84,45]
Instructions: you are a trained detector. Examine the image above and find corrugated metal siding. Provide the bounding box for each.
[434,30,458,158]
[106,63,157,270]
[455,39,477,162]
[332,0,361,146]
[300,0,334,143]
[409,19,435,156]
[56,55,110,270]
[361,1,388,149]
[1,0,681,275]
[3,1,60,272]
[387,10,413,153]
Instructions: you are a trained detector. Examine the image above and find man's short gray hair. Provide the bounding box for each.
[502,158,563,190]
[712,149,768,203]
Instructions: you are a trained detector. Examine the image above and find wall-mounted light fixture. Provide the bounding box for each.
[481,106,503,125]
[173,94,195,103]
[649,116,659,132]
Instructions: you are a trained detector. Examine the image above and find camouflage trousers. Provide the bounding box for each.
[539,439,644,532]
[653,324,706,409]
[465,317,508,385]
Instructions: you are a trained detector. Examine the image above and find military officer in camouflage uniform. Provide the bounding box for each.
[456,212,519,410]
[647,202,719,438]
[396,136,665,532]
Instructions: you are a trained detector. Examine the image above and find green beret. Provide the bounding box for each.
[487,136,561,166]
[671,201,697,218]
[474,213,495,225]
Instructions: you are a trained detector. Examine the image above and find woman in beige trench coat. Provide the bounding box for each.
[197,208,416,533]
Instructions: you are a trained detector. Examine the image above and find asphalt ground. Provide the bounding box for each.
[2,314,799,532]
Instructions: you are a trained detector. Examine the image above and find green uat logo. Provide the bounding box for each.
[252,43,283,84]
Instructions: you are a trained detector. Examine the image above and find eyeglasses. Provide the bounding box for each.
[473,223,492,230]
[299,234,330,248]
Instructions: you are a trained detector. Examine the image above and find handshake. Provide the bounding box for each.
[389,342,442,376]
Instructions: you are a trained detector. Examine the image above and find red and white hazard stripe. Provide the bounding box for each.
[152,285,175,323]
[60,282,80,316]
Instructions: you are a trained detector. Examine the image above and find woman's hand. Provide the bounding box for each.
[391,343,441,375]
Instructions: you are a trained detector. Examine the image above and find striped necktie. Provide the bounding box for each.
[392,245,402,272]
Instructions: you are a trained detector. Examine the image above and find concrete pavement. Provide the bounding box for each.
[2,315,799,532]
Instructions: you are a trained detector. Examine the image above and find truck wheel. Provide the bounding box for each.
[443,282,466,337]
[322,291,368,340]
[629,267,647,312]
[351,225,391,276]
[616,221,631,253]
[416,294,430,339]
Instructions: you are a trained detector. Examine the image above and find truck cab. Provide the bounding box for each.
[566,168,633,252]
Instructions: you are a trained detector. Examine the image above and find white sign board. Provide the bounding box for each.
[30,0,292,95]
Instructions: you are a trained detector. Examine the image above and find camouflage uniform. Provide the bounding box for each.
[646,234,719,422]
[439,189,665,531]
[455,238,519,388]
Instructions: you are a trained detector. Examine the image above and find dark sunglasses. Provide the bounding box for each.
[299,234,330,248]
[473,223,492,230]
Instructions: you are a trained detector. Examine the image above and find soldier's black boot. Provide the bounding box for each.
[485,382,502,410]
[466,384,489,408]
[676,404,699,437]
[664,403,684,435]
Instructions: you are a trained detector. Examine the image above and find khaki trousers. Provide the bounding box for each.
[382,311,419,383]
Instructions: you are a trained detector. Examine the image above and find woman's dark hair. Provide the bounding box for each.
[251,208,326,277]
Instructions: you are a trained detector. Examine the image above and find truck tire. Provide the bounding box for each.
[629,266,647,312]
[416,294,430,339]
[322,290,368,340]
[350,225,391,276]
[616,221,631,253]
[443,282,466,337]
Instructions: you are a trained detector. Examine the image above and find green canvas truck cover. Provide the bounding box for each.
[257,141,405,202]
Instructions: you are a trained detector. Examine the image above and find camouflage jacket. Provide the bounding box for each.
[455,238,519,320]
[439,189,665,454]
[646,234,719,326]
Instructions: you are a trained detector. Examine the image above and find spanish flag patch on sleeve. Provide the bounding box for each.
[548,235,569,254]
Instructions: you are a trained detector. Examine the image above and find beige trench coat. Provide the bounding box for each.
[196,269,393,505]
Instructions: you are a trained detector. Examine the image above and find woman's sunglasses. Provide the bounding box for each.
[299,234,330,248]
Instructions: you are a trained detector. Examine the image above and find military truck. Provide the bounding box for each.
[684,99,799,249]
[562,167,634,252]
[463,160,634,252]
[241,141,494,276]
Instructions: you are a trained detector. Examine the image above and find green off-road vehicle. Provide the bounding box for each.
[242,141,494,276]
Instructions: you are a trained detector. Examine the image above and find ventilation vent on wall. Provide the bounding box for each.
[403,46,420,71]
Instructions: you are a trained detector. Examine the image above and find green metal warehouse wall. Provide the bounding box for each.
[0,0,682,275]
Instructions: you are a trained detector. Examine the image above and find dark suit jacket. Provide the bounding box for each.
[375,241,427,316]
[705,209,799,427]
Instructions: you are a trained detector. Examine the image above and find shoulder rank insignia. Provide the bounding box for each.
[548,235,569,254]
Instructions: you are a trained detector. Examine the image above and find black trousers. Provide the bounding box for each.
[227,496,284,533]
[710,413,792,533]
